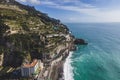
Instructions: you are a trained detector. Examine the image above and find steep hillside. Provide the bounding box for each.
[0,0,73,79]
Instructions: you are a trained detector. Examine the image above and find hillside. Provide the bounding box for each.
[0,0,73,79]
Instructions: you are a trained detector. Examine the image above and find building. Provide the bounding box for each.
[21,59,43,77]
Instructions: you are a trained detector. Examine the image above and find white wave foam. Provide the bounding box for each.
[63,52,74,80]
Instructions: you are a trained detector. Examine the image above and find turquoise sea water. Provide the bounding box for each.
[64,23,120,80]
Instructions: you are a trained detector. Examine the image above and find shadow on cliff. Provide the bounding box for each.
[2,51,24,68]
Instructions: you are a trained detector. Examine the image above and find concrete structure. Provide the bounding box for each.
[21,59,43,77]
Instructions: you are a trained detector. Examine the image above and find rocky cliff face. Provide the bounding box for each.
[0,54,4,66]
[0,0,74,79]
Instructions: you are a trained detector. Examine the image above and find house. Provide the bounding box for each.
[21,59,43,77]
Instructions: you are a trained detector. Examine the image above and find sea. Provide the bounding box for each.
[63,23,120,80]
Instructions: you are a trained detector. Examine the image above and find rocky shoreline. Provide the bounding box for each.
[39,38,88,80]
[45,38,88,80]
[38,43,72,80]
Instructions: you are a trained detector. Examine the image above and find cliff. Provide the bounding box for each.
[0,0,74,80]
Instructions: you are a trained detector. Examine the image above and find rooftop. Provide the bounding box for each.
[23,59,38,68]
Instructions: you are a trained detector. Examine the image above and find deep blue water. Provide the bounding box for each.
[65,23,120,80]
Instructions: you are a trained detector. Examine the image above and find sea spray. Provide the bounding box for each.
[63,52,74,80]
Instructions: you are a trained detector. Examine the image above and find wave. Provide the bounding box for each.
[63,51,74,80]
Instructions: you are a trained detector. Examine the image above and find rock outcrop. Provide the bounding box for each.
[74,38,88,45]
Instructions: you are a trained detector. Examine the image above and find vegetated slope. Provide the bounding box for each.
[0,0,69,68]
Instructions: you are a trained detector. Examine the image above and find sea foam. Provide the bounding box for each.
[63,52,74,80]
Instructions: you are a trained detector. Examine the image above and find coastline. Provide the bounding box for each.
[56,38,87,80]
[63,51,74,80]
[38,41,76,80]
[48,49,74,80]
[48,42,76,80]
[48,48,70,80]
[36,42,74,80]
[42,38,86,80]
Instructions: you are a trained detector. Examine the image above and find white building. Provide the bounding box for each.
[21,59,43,77]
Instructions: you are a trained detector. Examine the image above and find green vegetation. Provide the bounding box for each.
[0,0,70,78]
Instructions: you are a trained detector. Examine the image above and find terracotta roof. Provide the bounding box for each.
[23,59,38,68]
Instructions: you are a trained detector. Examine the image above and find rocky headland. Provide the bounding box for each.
[74,38,88,45]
